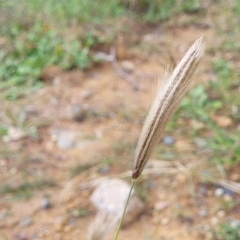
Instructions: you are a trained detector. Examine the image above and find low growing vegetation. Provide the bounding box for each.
[1,0,240,239]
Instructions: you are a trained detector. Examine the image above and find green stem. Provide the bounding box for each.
[113,179,135,240]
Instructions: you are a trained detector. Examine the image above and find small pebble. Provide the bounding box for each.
[42,198,51,210]
[161,218,170,225]
[3,127,26,142]
[68,218,77,225]
[198,209,208,217]
[224,188,234,196]
[81,90,93,100]
[71,105,88,122]
[24,105,38,116]
[211,217,218,225]
[154,201,169,212]
[56,130,77,150]
[99,165,110,175]
[195,138,207,148]
[108,111,116,119]
[215,188,224,197]
[19,217,32,227]
[14,232,29,240]
[163,136,175,146]
[53,77,61,85]
[121,60,135,72]
[217,210,225,218]
[143,34,155,42]
[199,186,207,196]
[40,226,49,236]
[71,209,80,218]
[89,73,99,79]
[180,216,194,226]
[55,216,68,227]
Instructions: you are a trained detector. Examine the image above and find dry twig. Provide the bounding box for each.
[110,46,142,90]
[95,47,142,90]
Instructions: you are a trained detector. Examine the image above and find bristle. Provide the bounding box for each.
[132,37,205,179]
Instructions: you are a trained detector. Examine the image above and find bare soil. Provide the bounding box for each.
[0,22,239,240]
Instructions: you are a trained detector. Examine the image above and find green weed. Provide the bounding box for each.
[0,0,125,29]
[4,110,39,140]
[140,0,176,22]
[180,0,200,13]
[179,85,211,122]
[1,179,57,200]
[154,145,176,160]
[133,176,149,202]
[167,60,240,166]
[0,0,205,27]
[211,59,234,97]
[127,0,201,22]
[0,24,102,100]
[207,129,240,166]
[101,156,116,166]
[0,125,8,137]
[0,0,212,100]
[214,221,240,240]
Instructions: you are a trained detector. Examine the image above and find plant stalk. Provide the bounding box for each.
[113,179,135,240]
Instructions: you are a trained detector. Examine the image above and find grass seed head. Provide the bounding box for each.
[132,37,205,179]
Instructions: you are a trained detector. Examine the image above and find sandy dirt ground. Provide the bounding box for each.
[0,21,239,240]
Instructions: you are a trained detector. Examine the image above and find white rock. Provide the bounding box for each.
[143,34,155,42]
[56,131,77,150]
[19,216,32,227]
[161,218,170,225]
[50,128,90,150]
[211,217,218,225]
[215,188,224,197]
[121,60,134,72]
[88,211,119,240]
[81,90,93,100]
[2,127,26,142]
[198,208,208,217]
[154,201,170,212]
[90,178,144,226]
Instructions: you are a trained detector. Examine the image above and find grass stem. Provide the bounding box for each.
[113,179,135,240]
